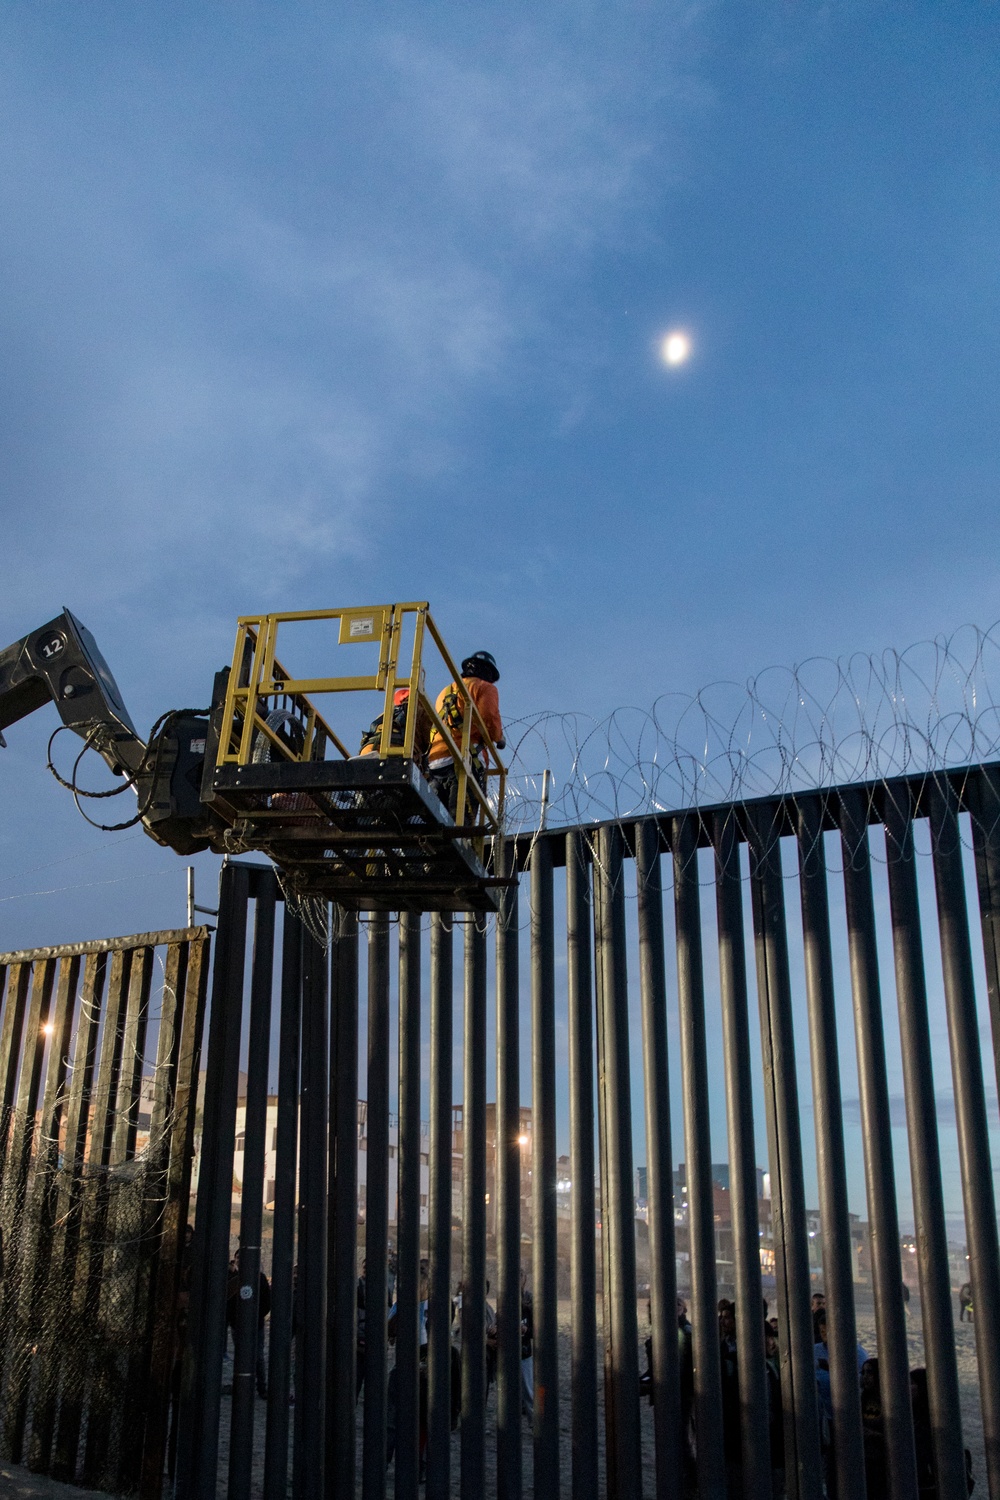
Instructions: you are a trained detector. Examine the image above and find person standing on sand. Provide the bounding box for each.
[519,1267,534,1420]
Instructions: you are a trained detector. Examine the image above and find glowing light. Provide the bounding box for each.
[661,331,692,366]
[517,1134,528,1145]
[41,1023,55,1036]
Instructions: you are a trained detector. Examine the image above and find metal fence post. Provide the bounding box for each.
[970,766,1000,1107]
[461,915,488,1499]
[263,904,303,1500]
[883,787,968,1500]
[714,810,771,1500]
[296,915,329,1500]
[427,913,454,1500]
[795,799,866,1500]
[839,789,919,1500]
[327,907,359,1496]
[748,804,823,1500]
[229,874,277,1500]
[672,814,724,1500]
[530,837,560,1498]
[395,912,423,1500]
[176,861,249,1500]
[929,777,1000,1499]
[496,840,522,1500]
[362,913,391,1500]
[566,831,599,1500]
[593,823,642,1500]
[635,820,681,1498]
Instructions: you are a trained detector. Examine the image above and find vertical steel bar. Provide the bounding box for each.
[84,949,132,1173]
[530,838,560,1497]
[1,956,60,1465]
[970,765,1000,1133]
[229,876,277,1500]
[31,955,79,1179]
[87,935,142,1492]
[883,789,968,1500]
[70,949,130,1486]
[296,917,329,1500]
[146,941,185,1145]
[713,810,771,1500]
[53,951,106,1220]
[4,957,56,1207]
[396,912,423,1500]
[495,839,522,1500]
[566,831,599,1500]
[362,912,391,1500]
[635,821,681,1498]
[747,803,823,1500]
[110,944,154,1164]
[839,788,918,1500]
[928,777,1000,1499]
[29,952,97,1479]
[672,814,724,1500]
[51,952,108,1481]
[593,823,642,1500]
[795,799,867,1500]
[176,861,250,1500]
[263,906,303,1500]
[0,962,30,1165]
[116,941,171,1495]
[328,907,358,1495]
[427,913,454,1500]
[593,842,614,1485]
[461,916,487,1500]
[143,934,211,1499]
[87,944,155,1486]
[20,955,80,1347]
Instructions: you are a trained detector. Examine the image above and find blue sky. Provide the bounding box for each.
[2,3,999,1217]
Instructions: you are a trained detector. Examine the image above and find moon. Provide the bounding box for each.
[661,331,692,366]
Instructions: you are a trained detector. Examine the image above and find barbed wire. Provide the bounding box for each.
[499,621,1000,838]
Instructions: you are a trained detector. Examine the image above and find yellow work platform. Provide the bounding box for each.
[202,603,508,913]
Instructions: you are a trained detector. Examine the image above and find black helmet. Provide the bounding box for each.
[461,650,499,683]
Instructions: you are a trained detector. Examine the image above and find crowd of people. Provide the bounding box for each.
[380,1259,531,1478]
[636,1287,975,1498]
[173,1238,977,1497]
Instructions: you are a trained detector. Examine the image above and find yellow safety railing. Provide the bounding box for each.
[216,603,506,834]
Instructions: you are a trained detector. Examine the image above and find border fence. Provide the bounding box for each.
[3,760,1000,1498]
[0,925,210,1496]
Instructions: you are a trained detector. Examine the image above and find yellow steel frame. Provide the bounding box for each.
[216,603,506,835]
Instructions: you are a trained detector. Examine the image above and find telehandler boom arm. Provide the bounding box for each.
[0,610,146,774]
[0,610,222,855]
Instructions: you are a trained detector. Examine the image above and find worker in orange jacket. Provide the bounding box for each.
[426,651,505,818]
[357,686,431,767]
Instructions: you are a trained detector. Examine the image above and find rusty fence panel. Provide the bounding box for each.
[0,925,211,1497]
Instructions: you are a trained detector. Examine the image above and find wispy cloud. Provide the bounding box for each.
[0,4,708,672]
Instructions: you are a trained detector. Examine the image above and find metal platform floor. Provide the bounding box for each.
[209,755,502,912]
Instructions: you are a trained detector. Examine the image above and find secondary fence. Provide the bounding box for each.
[163,759,1000,1500]
[0,926,210,1497]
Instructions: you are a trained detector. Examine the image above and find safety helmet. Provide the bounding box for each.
[392,687,410,705]
[461,651,499,683]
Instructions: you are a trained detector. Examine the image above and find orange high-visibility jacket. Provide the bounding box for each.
[427,677,503,767]
[359,688,431,760]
